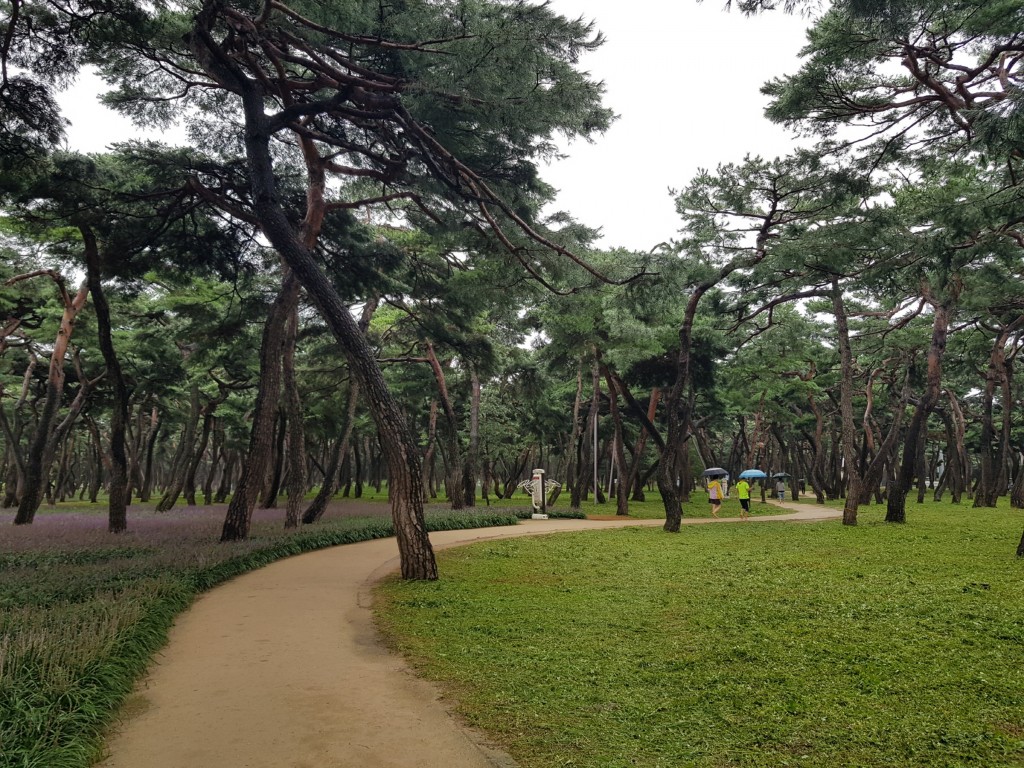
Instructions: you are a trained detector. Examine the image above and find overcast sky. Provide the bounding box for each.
[540,0,816,251]
[57,2,816,253]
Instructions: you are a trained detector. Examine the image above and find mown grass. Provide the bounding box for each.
[0,499,520,768]
[375,500,1024,768]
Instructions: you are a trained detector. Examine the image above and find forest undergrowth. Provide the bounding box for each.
[0,497,520,768]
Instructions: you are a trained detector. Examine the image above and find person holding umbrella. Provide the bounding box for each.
[704,469,727,518]
[736,476,751,520]
[737,469,767,519]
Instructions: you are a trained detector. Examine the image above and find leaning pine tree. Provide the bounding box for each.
[90,0,627,578]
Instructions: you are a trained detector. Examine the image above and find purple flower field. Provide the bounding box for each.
[0,499,393,555]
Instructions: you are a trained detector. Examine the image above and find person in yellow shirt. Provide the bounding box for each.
[736,477,751,520]
[707,476,724,518]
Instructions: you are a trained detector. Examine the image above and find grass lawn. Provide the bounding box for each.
[375,500,1024,768]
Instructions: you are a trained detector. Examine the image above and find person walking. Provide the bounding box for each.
[707,476,724,518]
[736,477,751,520]
[775,478,786,502]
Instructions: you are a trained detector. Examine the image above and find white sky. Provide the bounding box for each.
[541,0,815,251]
[57,2,815,253]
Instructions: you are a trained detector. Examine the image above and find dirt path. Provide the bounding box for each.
[97,503,839,768]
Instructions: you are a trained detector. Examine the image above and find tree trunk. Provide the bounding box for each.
[425,341,465,509]
[14,277,89,525]
[600,359,629,516]
[83,229,131,533]
[184,405,216,506]
[302,380,360,524]
[155,381,202,512]
[261,410,287,509]
[887,299,952,523]
[204,421,223,505]
[974,320,1023,507]
[215,449,236,503]
[462,367,481,507]
[207,60,435,576]
[422,399,438,499]
[282,300,305,529]
[831,283,863,525]
[139,409,161,502]
[221,272,299,539]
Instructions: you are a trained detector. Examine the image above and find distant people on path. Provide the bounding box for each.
[736,478,751,520]
[707,476,724,518]
[775,478,786,502]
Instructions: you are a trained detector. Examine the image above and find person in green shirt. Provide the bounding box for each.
[736,477,751,520]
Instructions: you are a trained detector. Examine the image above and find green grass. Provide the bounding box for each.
[0,500,519,768]
[375,501,1024,768]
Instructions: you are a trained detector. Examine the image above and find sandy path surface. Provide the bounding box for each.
[97,503,839,768]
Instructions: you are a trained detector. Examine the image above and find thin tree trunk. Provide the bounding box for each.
[302,380,360,524]
[156,381,202,512]
[887,299,953,523]
[425,340,465,509]
[221,272,299,539]
[14,276,89,525]
[463,367,481,507]
[600,358,629,516]
[140,409,160,502]
[83,229,131,533]
[832,282,863,526]
[261,410,287,509]
[283,301,305,529]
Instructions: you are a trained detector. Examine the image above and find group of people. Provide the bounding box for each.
[706,475,788,520]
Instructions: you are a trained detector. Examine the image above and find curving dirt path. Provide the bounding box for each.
[97,503,840,768]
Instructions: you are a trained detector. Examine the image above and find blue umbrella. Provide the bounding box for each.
[738,469,767,479]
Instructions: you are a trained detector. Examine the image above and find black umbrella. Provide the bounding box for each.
[702,467,729,477]
[771,472,790,478]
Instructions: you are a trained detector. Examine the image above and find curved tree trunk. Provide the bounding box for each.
[83,228,131,533]
[302,380,360,524]
[204,58,435,576]
[887,300,952,523]
[14,276,89,525]
[155,382,202,513]
[221,272,298,540]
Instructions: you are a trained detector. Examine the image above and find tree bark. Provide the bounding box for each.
[222,272,298,539]
[462,367,481,507]
[302,379,360,524]
[425,341,465,509]
[83,229,131,532]
[887,298,953,523]
[155,381,202,512]
[282,300,305,529]
[600,358,629,516]
[228,56,435,576]
[14,276,89,525]
[832,283,863,525]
